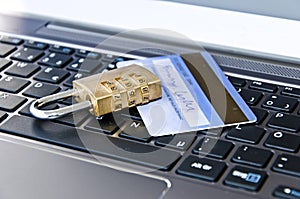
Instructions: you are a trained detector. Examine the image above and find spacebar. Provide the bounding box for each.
[0,115,181,171]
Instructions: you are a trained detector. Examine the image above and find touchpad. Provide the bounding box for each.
[0,138,168,199]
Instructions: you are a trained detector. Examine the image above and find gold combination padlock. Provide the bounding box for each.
[30,64,162,119]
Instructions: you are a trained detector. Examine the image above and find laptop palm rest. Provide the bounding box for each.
[0,138,168,199]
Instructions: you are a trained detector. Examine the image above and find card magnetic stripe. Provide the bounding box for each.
[180,53,249,124]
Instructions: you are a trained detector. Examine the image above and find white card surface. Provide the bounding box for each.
[118,52,256,136]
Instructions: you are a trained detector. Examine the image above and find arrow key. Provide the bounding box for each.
[34,67,70,84]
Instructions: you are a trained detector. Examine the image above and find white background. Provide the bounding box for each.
[1,0,300,61]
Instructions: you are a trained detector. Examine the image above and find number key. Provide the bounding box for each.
[239,89,263,105]
[67,58,103,73]
[262,95,298,112]
[39,52,72,68]
[11,47,44,62]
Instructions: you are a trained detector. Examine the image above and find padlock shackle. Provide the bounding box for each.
[30,89,91,119]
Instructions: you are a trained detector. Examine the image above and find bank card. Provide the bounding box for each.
[117,52,256,136]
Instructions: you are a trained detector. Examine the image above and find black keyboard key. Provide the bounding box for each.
[5,62,40,78]
[226,126,265,144]
[119,120,152,142]
[0,59,12,71]
[155,133,196,151]
[54,108,89,127]
[224,166,267,191]
[34,67,69,84]
[0,43,16,57]
[19,102,59,117]
[39,52,72,68]
[67,58,103,73]
[0,115,181,171]
[273,185,300,199]
[103,54,116,62]
[50,45,74,55]
[23,82,60,98]
[267,112,300,132]
[0,92,27,112]
[0,76,30,93]
[108,57,132,70]
[119,107,142,120]
[239,89,263,105]
[0,36,23,45]
[177,156,227,182]
[198,128,224,136]
[75,49,101,59]
[265,131,300,152]
[11,47,44,62]
[272,154,300,177]
[63,72,86,87]
[59,96,74,105]
[251,108,268,124]
[0,110,8,123]
[262,95,298,112]
[228,76,246,87]
[232,145,273,168]
[193,137,233,159]
[85,114,121,135]
[249,81,277,93]
[282,87,300,98]
[24,40,48,50]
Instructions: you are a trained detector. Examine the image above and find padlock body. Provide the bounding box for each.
[72,64,162,116]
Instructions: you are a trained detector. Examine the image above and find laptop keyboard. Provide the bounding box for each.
[0,35,299,197]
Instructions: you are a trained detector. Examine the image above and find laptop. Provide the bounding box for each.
[0,1,299,198]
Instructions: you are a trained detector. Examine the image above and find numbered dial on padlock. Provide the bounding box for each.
[73,64,162,116]
[30,64,162,119]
